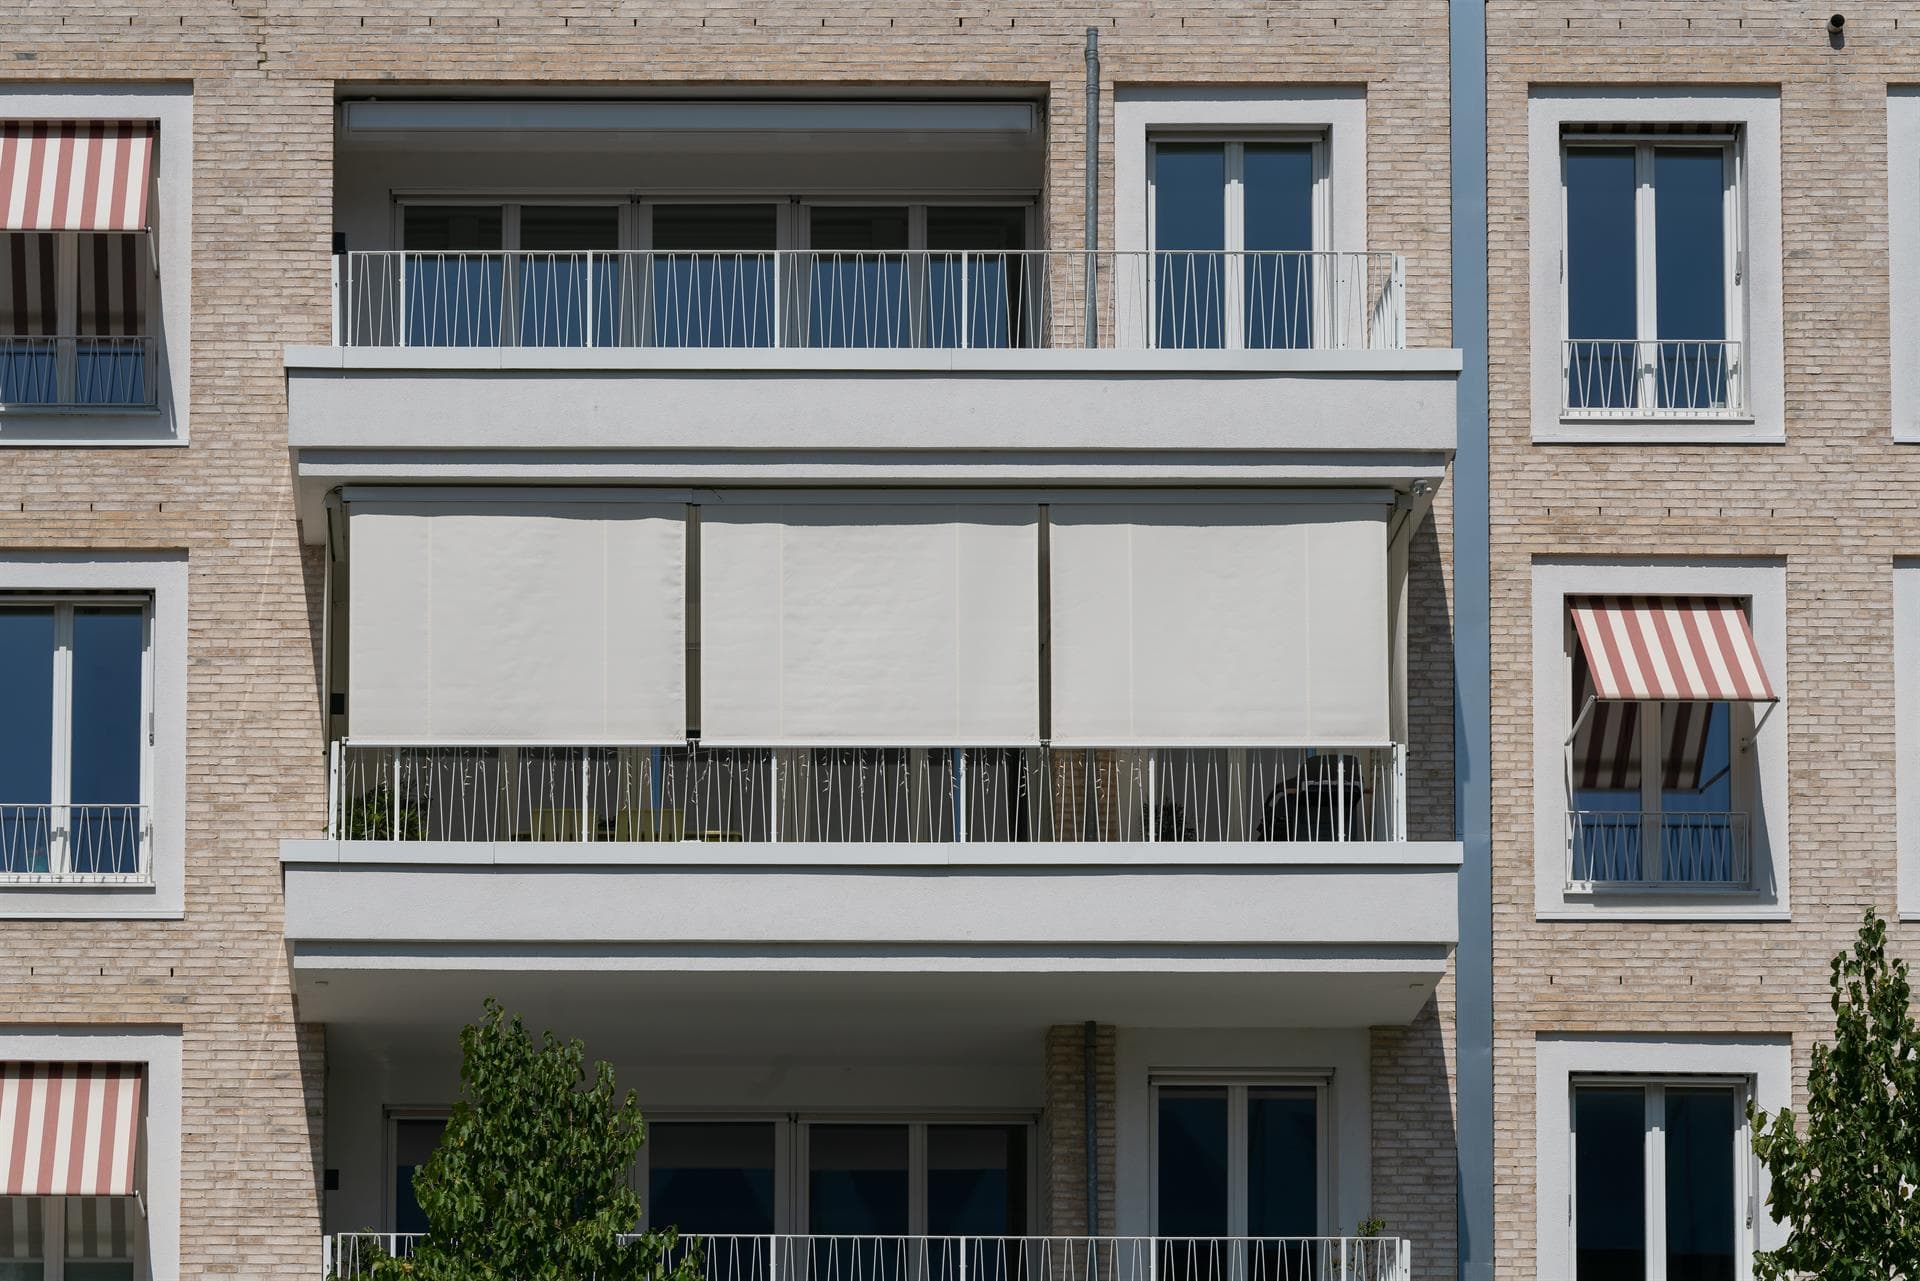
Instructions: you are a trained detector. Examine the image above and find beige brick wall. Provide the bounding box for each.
[1487,3,1920,1273]
[0,2,1457,1273]
[1371,985,1458,1280]
[1042,1023,1117,1236]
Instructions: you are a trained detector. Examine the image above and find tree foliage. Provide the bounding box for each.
[1748,909,1920,1280]
[370,999,702,1281]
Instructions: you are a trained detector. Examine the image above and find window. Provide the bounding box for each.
[1561,596,1773,891]
[1152,1083,1320,1244]
[399,202,621,347]
[0,599,151,884]
[388,1115,447,1236]
[0,232,154,408]
[1572,1079,1749,1281]
[0,1197,139,1281]
[647,1122,778,1235]
[1148,138,1323,349]
[1561,133,1743,417]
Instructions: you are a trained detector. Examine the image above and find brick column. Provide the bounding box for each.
[1041,1023,1116,1235]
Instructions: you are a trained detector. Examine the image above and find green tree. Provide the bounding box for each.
[370,999,701,1281]
[1748,909,1920,1279]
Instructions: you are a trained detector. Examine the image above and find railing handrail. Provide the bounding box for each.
[1564,806,1751,890]
[0,800,154,885]
[327,1232,1412,1243]
[1559,335,1746,417]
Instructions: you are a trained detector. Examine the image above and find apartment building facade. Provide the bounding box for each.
[0,4,1472,1281]
[1486,4,1920,1279]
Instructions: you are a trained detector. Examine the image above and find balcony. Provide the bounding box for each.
[0,335,156,409]
[331,250,1405,352]
[324,742,1405,846]
[1565,808,1751,891]
[324,1234,1412,1281]
[0,802,152,886]
[1561,338,1745,419]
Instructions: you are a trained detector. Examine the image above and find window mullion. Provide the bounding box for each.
[1223,143,1247,351]
[1648,1085,1668,1281]
[908,1121,928,1237]
[1636,144,1658,410]
[1227,1085,1249,1238]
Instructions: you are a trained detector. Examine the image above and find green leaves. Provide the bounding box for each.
[369,1000,703,1281]
[1748,909,1920,1280]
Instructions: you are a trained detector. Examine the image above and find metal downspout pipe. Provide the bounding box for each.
[1083,27,1100,348]
[1084,1019,1099,1234]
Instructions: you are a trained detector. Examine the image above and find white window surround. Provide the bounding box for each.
[1888,92,1920,441]
[0,85,191,446]
[0,554,184,918]
[1535,1035,1788,1281]
[1529,87,1783,444]
[1113,1028,1370,1237]
[1114,86,1367,258]
[0,1028,181,1281]
[1894,561,1920,916]
[1532,559,1787,920]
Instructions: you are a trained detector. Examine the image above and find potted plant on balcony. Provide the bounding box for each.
[342,783,427,842]
[354,999,701,1281]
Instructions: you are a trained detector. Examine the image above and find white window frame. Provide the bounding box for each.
[1146,1075,1333,1238]
[1560,608,1759,895]
[1569,1076,1757,1281]
[1892,560,1920,917]
[1529,88,1782,443]
[1537,1036,1788,1281]
[1557,134,1746,420]
[1888,90,1920,440]
[1531,560,1787,920]
[0,553,184,918]
[0,595,153,886]
[1143,134,1331,350]
[0,86,190,446]
[393,197,633,252]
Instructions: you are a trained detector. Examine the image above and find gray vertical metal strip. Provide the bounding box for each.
[1084,1018,1099,1234]
[1449,0,1494,1279]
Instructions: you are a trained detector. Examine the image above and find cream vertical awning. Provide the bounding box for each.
[699,499,1041,745]
[1047,499,1391,746]
[347,495,687,742]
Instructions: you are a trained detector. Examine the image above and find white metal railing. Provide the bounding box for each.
[323,1234,1411,1281]
[325,742,1406,845]
[1561,338,1744,417]
[332,251,1406,352]
[0,335,157,408]
[0,803,153,884]
[1565,809,1751,890]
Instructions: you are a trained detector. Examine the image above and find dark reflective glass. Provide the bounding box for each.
[1665,1090,1737,1281]
[69,606,143,875]
[0,607,55,875]
[649,205,780,348]
[808,208,911,348]
[1565,148,1639,409]
[648,1121,777,1235]
[1242,144,1315,350]
[927,207,1030,349]
[1156,1087,1229,1236]
[808,1123,909,1234]
[403,206,505,347]
[392,1117,447,1236]
[1153,144,1226,349]
[1653,148,1729,409]
[1575,1087,1646,1281]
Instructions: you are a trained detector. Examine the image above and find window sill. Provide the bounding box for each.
[0,406,181,446]
[0,875,155,889]
[1535,414,1781,446]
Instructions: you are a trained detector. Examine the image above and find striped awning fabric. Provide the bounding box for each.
[0,122,155,232]
[1569,595,1777,704]
[1571,657,1717,792]
[0,1065,143,1197]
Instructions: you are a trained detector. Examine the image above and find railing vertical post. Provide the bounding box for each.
[1395,742,1408,841]
[1391,254,1407,350]
[1146,752,1156,843]
[580,749,593,843]
[397,253,408,348]
[767,751,780,841]
[768,1235,779,1281]
[958,251,971,350]
[584,251,596,348]
[327,739,340,839]
[331,253,343,346]
[957,748,969,844]
[390,748,399,841]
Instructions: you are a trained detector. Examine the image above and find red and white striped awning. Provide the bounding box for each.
[0,1064,143,1197]
[0,122,155,232]
[1569,595,1777,704]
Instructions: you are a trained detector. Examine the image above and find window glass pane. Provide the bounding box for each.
[1569,644,1645,883]
[0,607,55,876]
[1574,1086,1646,1281]
[1153,143,1226,349]
[648,1121,777,1235]
[72,234,151,407]
[1665,1089,1737,1281]
[927,1125,1027,1236]
[1564,146,1639,410]
[808,1124,908,1234]
[1155,1087,1229,1236]
[1242,144,1315,350]
[1659,702,1740,884]
[403,207,504,251]
[0,1196,46,1280]
[63,1197,135,1281]
[70,606,144,877]
[926,207,1030,350]
[1653,148,1730,410]
[511,208,620,349]
[0,233,60,406]
[519,206,619,252]
[1247,1087,1318,1237]
[393,1117,447,1235]
[806,208,911,349]
[403,207,505,347]
[648,205,779,349]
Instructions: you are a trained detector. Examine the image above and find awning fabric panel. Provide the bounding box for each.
[699,502,1040,745]
[1048,502,1390,746]
[348,498,686,741]
[1570,657,1715,792]
[0,1064,142,1197]
[1569,595,1777,703]
[1,122,155,232]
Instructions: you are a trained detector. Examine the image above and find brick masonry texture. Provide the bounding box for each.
[0,2,1456,1275]
[1487,2,1920,1273]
